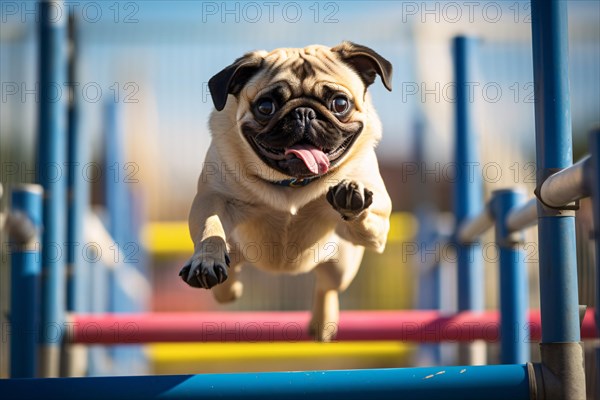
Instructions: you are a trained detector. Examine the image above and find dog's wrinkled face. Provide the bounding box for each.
[209,42,392,179]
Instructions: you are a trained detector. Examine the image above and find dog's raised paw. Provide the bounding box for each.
[179,252,230,289]
[326,179,373,220]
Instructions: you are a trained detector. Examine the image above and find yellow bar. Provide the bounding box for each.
[148,341,414,363]
[141,221,192,256]
[142,212,418,256]
[387,212,418,243]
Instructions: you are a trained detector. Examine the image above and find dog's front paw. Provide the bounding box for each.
[326,180,373,220]
[179,249,230,289]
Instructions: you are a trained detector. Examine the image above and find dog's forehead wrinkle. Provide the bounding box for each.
[252,80,294,102]
[262,46,344,78]
[260,67,348,94]
[253,45,369,95]
[263,44,328,59]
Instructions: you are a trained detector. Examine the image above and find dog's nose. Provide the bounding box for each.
[293,107,316,123]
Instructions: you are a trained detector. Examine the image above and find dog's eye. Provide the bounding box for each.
[331,96,349,114]
[256,99,276,116]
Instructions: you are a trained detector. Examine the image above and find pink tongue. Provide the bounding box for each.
[285,144,330,175]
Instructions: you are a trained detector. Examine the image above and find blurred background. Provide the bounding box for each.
[1,0,599,388]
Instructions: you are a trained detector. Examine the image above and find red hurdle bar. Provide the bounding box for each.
[66,309,597,344]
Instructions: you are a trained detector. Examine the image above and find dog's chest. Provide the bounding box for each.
[230,206,336,273]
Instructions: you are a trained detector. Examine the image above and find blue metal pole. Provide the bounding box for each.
[103,102,147,375]
[415,206,443,365]
[530,1,585,398]
[9,185,43,378]
[0,364,531,400]
[37,0,68,377]
[62,10,90,377]
[531,0,580,346]
[453,36,484,312]
[453,36,484,364]
[104,102,128,248]
[66,11,88,315]
[414,115,442,365]
[414,117,441,312]
[588,128,600,396]
[86,104,124,376]
[491,190,530,364]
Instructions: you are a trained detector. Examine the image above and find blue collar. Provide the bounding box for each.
[271,175,322,188]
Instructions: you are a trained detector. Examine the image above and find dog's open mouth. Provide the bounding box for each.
[249,134,358,176]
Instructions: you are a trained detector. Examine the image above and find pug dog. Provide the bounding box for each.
[180,42,393,341]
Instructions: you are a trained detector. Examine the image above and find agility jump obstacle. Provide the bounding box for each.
[2,0,598,399]
[1,365,531,400]
[66,310,597,344]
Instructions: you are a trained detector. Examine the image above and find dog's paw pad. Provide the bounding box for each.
[326,180,373,220]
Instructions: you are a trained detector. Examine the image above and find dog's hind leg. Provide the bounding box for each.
[212,246,243,303]
[310,242,364,341]
[212,264,242,303]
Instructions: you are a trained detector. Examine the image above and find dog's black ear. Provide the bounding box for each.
[331,42,393,92]
[208,54,263,111]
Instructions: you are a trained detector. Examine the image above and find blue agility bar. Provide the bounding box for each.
[37,0,68,377]
[0,364,531,400]
[491,190,530,364]
[9,185,44,378]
